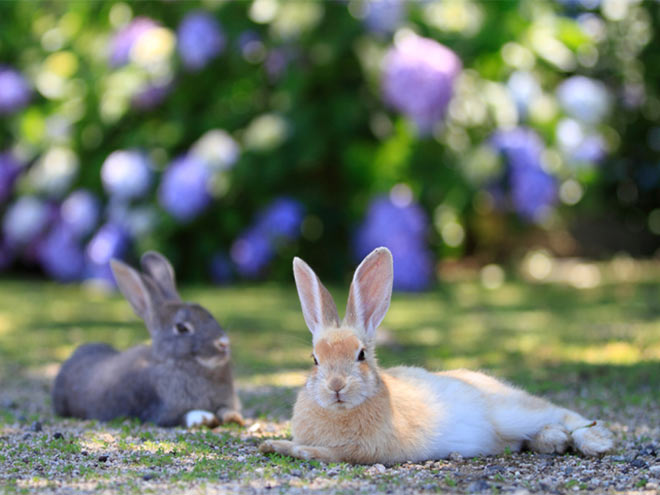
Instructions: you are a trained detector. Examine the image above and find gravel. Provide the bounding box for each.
[0,371,658,495]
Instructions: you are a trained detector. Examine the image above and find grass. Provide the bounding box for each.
[0,270,659,493]
[0,274,658,395]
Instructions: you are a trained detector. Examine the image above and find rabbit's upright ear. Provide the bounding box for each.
[111,259,159,320]
[344,247,393,340]
[293,257,340,336]
[140,251,181,302]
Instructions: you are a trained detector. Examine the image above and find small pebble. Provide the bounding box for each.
[53,432,64,440]
[630,458,648,469]
[29,421,42,432]
[649,464,660,474]
[449,452,464,462]
[98,455,109,462]
[373,463,386,473]
[142,473,155,481]
[468,479,490,492]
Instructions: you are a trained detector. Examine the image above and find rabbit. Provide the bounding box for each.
[260,247,614,464]
[52,251,243,428]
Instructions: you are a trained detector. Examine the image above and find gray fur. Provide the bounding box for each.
[52,252,241,427]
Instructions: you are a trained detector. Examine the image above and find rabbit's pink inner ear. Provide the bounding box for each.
[344,247,393,339]
[293,257,340,335]
[111,259,154,320]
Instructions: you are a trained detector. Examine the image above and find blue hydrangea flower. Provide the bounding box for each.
[571,134,606,164]
[85,223,131,285]
[60,190,100,239]
[101,150,152,201]
[2,196,50,247]
[210,252,233,284]
[158,154,212,222]
[0,152,21,203]
[507,71,541,116]
[509,166,557,222]
[255,197,304,241]
[109,17,160,67]
[383,34,461,132]
[177,11,225,71]
[490,128,558,222]
[230,227,273,279]
[354,196,433,291]
[230,197,304,278]
[556,76,611,124]
[364,0,404,34]
[38,223,85,282]
[0,66,31,115]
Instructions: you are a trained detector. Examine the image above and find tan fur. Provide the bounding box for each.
[291,371,435,464]
[315,333,360,362]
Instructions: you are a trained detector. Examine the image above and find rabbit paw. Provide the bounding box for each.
[184,410,219,428]
[220,409,245,426]
[260,439,295,456]
[572,421,614,456]
[530,424,570,454]
[260,440,312,460]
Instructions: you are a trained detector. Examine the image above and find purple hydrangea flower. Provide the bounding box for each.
[60,189,100,239]
[255,197,304,241]
[230,227,273,279]
[85,223,131,284]
[0,152,22,203]
[490,127,558,222]
[2,196,49,247]
[210,252,233,284]
[109,17,160,67]
[158,155,212,222]
[132,82,172,110]
[101,150,152,201]
[177,11,225,71]
[0,239,14,271]
[556,76,611,124]
[265,49,289,81]
[0,66,31,115]
[39,223,85,281]
[364,0,404,34]
[383,34,461,132]
[354,196,433,291]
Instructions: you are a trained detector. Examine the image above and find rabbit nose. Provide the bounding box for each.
[214,337,230,352]
[328,377,346,393]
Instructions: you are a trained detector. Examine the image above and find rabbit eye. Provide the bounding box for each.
[312,354,318,366]
[357,349,366,361]
[174,322,194,335]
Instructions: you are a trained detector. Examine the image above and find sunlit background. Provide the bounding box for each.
[0,0,659,291]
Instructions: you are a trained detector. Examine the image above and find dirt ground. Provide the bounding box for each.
[1,367,658,495]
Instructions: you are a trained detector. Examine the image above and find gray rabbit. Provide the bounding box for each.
[52,251,243,428]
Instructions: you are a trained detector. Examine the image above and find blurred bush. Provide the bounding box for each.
[0,0,659,290]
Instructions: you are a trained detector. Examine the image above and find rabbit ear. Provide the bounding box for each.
[344,247,393,340]
[111,259,159,320]
[140,251,180,302]
[293,257,340,336]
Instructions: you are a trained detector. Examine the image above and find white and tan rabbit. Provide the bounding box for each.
[53,251,243,428]
[260,247,613,464]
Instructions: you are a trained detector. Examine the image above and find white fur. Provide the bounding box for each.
[184,409,217,428]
